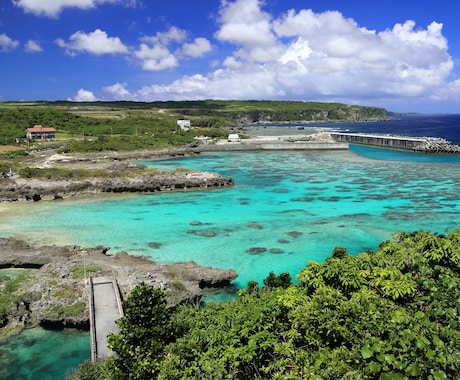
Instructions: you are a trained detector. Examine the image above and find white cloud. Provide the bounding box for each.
[142,26,187,45]
[103,82,131,99]
[0,33,19,52]
[69,0,457,110]
[24,40,43,53]
[55,29,128,55]
[73,88,97,101]
[134,43,178,71]
[125,0,454,108]
[215,0,283,62]
[182,38,212,58]
[134,26,212,70]
[12,0,131,18]
[216,0,277,49]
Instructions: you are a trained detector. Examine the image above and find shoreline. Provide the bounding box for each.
[0,237,238,336]
[0,149,234,203]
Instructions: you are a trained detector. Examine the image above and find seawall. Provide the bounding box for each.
[330,133,460,153]
[196,140,348,152]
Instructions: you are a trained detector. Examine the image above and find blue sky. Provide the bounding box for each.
[1,0,460,112]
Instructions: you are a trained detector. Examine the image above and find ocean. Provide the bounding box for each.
[244,113,460,145]
[1,113,459,379]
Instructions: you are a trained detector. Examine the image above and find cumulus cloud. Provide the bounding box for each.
[24,40,43,53]
[134,43,178,71]
[182,38,212,58]
[73,88,97,101]
[12,0,131,18]
[122,0,455,107]
[0,33,19,52]
[55,29,128,55]
[103,82,131,99]
[133,26,212,70]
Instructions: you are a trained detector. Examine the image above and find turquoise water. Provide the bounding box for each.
[1,150,459,289]
[0,148,459,378]
[0,326,90,379]
[350,144,460,162]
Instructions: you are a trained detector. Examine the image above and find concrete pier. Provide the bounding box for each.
[330,133,460,153]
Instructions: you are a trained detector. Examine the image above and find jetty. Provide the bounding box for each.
[198,134,348,151]
[89,272,124,362]
[330,133,460,153]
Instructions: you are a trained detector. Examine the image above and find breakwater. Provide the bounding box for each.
[196,134,348,151]
[330,133,460,153]
[198,142,348,151]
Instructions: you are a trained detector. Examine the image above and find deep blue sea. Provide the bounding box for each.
[1,113,459,379]
[247,114,460,144]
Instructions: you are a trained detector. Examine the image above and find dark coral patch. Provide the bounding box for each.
[248,247,267,255]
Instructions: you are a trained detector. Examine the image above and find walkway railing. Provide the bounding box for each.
[89,272,124,362]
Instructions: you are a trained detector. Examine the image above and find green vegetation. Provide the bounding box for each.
[72,228,460,379]
[16,165,160,181]
[0,274,31,315]
[1,100,387,155]
[18,167,107,180]
[69,264,101,279]
[47,301,85,319]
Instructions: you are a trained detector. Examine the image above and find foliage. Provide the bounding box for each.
[262,271,292,289]
[16,166,154,180]
[0,274,31,315]
[18,167,104,180]
[47,301,85,319]
[67,357,114,380]
[73,229,460,379]
[107,283,176,379]
[1,101,388,152]
[332,246,348,259]
[69,264,101,279]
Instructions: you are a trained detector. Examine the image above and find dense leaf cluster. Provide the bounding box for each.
[72,229,460,379]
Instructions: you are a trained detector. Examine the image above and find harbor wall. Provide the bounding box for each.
[197,142,348,152]
[330,133,460,153]
[330,133,424,150]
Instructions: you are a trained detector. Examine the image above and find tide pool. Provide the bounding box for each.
[0,326,90,380]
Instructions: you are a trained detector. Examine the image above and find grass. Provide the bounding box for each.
[47,301,85,318]
[52,283,82,299]
[0,274,31,315]
[70,264,101,279]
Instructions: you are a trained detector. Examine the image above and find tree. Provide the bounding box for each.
[332,246,348,259]
[107,283,175,379]
[263,271,292,289]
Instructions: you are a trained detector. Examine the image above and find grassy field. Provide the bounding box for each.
[0,146,24,153]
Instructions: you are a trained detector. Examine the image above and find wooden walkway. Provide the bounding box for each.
[89,272,124,362]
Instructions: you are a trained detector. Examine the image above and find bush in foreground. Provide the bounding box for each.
[72,229,460,379]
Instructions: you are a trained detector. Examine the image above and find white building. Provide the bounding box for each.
[177,119,191,131]
[228,133,241,142]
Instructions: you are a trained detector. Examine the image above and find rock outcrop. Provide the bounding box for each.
[0,238,238,333]
[0,171,234,202]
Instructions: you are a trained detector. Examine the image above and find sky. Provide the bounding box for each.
[1,0,460,113]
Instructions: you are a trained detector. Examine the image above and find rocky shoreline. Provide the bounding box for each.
[0,150,234,202]
[0,149,238,336]
[0,237,238,336]
[0,171,234,202]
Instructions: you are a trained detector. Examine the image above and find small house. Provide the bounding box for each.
[26,125,56,140]
[177,119,191,131]
[228,133,241,142]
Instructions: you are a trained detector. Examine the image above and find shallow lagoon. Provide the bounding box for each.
[2,149,459,289]
[0,148,459,378]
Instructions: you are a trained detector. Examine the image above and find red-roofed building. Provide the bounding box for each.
[26,125,56,140]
